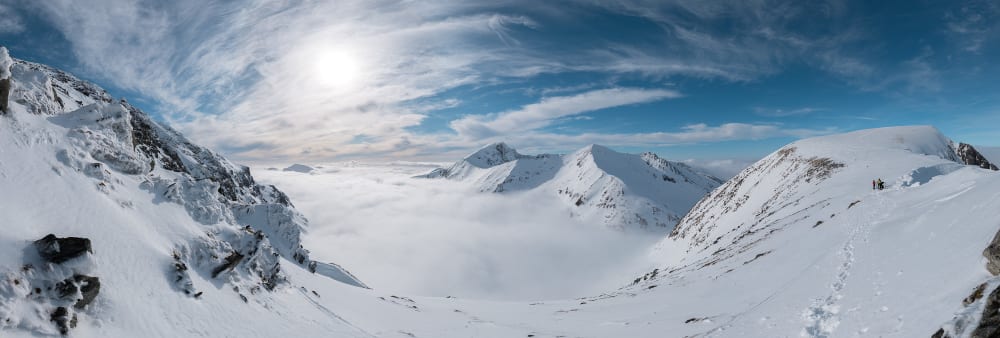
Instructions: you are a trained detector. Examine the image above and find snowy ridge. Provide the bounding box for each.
[419,143,724,232]
[0,53,369,336]
[635,126,1000,337]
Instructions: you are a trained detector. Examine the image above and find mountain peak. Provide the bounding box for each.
[420,142,722,232]
[463,142,522,168]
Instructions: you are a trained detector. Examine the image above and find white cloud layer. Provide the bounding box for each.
[253,163,662,300]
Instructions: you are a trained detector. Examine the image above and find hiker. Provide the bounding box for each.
[877,178,885,190]
[872,179,876,190]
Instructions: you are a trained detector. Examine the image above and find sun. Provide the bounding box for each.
[313,49,361,88]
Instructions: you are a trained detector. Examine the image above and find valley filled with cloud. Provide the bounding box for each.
[254,163,662,300]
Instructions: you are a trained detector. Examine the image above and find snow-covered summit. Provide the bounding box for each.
[419,142,723,232]
[631,125,1000,337]
[464,142,523,168]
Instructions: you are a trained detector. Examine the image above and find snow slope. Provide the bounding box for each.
[419,142,724,232]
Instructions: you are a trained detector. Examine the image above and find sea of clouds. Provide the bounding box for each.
[253,162,663,300]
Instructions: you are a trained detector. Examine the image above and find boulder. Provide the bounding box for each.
[53,275,101,309]
[74,275,100,309]
[34,234,92,264]
[984,230,1000,276]
[49,306,76,335]
[211,252,245,278]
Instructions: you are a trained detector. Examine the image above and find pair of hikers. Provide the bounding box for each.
[872,178,885,191]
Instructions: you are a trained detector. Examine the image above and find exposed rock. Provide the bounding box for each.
[212,252,246,278]
[54,275,100,309]
[125,101,186,173]
[34,234,92,264]
[985,230,1000,276]
[50,306,75,335]
[75,275,100,309]
[956,143,999,171]
[0,46,11,114]
[966,283,989,306]
[0,78,10,114]
[971,286,1000,338]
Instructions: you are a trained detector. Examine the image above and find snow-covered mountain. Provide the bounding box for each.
[635,126,1000,336]
[3,46,1000,338]
[0,48,370,337]
[418,142,724,232]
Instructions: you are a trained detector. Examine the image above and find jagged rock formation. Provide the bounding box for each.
[956,143,999,171]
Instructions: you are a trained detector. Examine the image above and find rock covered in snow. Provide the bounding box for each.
[0,47,12,80]
[2,235,102,336]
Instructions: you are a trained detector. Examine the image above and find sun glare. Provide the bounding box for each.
[313,49,361,88]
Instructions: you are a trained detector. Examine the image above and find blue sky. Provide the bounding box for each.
[0,0,998,165]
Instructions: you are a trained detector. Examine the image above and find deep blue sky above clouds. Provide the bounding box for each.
[0,0,998,164]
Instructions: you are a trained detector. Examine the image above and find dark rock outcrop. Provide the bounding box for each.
[971,286,1000,338]
[956,143,999,171]
[50,306,76,335]
[54,275,100,309]
[985,230,1000,276]
[212,252,245,278]
[0,78,10,114]
[34,234,93,264]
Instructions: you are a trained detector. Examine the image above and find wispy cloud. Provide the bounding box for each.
[14,0,926,163]
[754,107,823,117]
[450,88,681,138]
[0,3,25,34]
[944,0,1000,53]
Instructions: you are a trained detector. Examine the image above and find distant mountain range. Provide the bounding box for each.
[418,142,724,232]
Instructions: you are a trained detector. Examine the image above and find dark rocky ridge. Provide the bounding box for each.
[956,143,999,171]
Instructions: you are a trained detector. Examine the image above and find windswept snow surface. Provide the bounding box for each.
[2,49,1000,338]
